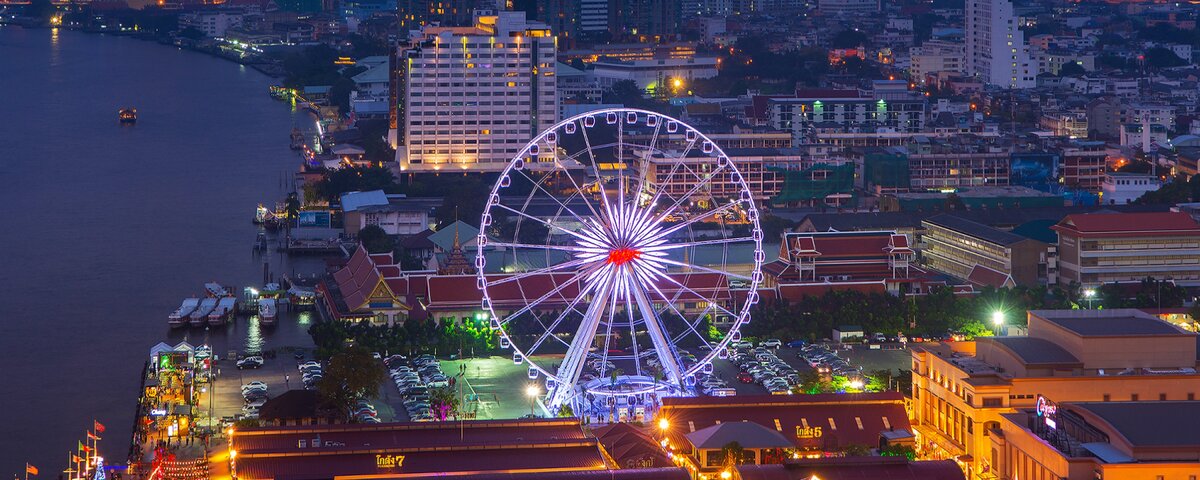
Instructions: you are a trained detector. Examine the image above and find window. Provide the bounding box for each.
[1103,394,1111,402]
[1160,393,1167,401]
[1132,394,1139,401]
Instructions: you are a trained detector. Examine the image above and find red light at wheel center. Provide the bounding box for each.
[606,248,641,266]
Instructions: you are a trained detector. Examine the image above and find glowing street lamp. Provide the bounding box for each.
[526,385,539,417]
[991,310,1004,336]
[658,418,670,431]
[1083,289,1096,309]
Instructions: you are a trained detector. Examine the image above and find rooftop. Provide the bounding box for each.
[685,421,795,450]
[1053,212,1200,235]
[924,214,1037,246]
[1034,310,1189,337]
[982,337,1081,366]
[1071,401,1200,448]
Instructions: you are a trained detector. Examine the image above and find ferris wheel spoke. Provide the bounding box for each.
[641,236,757,252]
[650,201,743,242]
[577,117,615,219]
[656,257,754,282]
[526,277,599,356]
[549,273,614,407]
[552,151,604,222]
[650,164,728,226]
[512,166,595,228]
[493,203,590,243]
[498,267,591,326]
[653,272,741,318]
[488,241,591,253]
[630,282,683,386]
[487,257,592,287]
[640,136,697,212]
[667,302,717,349]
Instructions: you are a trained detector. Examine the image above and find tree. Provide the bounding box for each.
[880,444,917,460]
[315,347,386,422]
[1143,47,1187,70]
[759,214,795,241]
[1058,61,1086,77]
[358,225,394,253]
[603,80,651,108]
[958,320,993,339]
[329,76,358,115]
[831,29,869,49]
[720,441,747,469]
[315,165,400,202]
[429,386,459,421]
[842,444,872,456]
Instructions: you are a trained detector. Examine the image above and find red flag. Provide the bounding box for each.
[26,464,38,476]
[86,431,99,440]
[72,455,83,463]
[94,421,106,434]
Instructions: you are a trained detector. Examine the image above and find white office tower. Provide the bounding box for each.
[395,11,557,173]
[965,0,1035,89]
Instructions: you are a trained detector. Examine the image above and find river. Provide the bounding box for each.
[0,27,323,475]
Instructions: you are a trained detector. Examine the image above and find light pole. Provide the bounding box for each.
[991,310,1004,336]
[525,385,539,417]
[1083,289,1096,309]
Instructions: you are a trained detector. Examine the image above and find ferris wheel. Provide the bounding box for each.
[476,108,765,410]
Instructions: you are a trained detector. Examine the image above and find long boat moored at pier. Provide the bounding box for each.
[168,298,200,328]
[258,297,277,325]
[208,297,237,326]
[205,282,230,297]
[190,297,218,327]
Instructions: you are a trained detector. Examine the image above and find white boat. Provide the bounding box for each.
[258,298,277,325]
[205,282,229,297]
[190,298,218,327]
[169,298,200,328]
[208,297,238,326]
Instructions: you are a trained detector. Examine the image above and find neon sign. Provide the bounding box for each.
[796,426,823,439]
[376,455,405,469]
[1036,395,1058,429]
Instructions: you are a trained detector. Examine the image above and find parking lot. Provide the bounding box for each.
[707,343,912,396]
[199,348,317,425]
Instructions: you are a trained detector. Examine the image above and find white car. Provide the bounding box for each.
[241,381,268,392]
[760,339,782,348]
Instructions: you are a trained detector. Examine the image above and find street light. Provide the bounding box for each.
[1083,289,1096,309]
[991,310,1004,336]
[525,385,539,417]
[658,418,670,431]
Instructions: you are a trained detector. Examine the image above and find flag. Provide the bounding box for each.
[72,456,82,463]
[93,421,105,434]
[86,431,99,441]
[78,442,90,453]
[25,464,38,476]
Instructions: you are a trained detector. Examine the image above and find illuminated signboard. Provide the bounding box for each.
[1036,395,1058,429]
[796,426,823,439]
[158,352,189,371]
[376,455,405,469]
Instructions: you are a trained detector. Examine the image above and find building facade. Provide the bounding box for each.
[965,0,1035,88]
[393,11,557,173]
[911,309,1200,480]
[1052,212,1200,287]
[921,214,1050,287]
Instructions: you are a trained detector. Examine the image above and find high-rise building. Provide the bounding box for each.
[611,0,680,41]
[392,11,558,173]
[535,0,609,45]
[965,0,1034,88]
[398,0,499,29]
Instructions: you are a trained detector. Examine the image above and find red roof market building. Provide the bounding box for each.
[655,393,915,457]
[324,245,733,326]
[761,231,944,298]
[228,418,689,480]
[1051,212,1200,287]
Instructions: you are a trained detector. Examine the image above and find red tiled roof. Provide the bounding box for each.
[778,283,887,300]
[1052,212,1200,237]
[659,394,911,451]
[591,423,674,469]
[236,446,606,480]
[966,264,1014,289]
[334,246,388,312]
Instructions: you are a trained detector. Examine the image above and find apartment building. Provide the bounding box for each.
[393,11,557,173]
[1052,212,1200,287]
[909,39,966,84]
[1059,141,1106,192]
[965,0,1035,88]
[911,309,1200,480]
[767,90,926,140]
[642,148,854,203]
[922,214,1050,288]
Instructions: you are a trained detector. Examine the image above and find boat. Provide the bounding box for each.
[169,298,200,328]
[208,297,238,326]
[190,298,219,327]
[205,282,230,297]
[258,298,278,325]
[118,108,137,124]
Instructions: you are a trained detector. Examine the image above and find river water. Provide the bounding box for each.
[0,27,322,475]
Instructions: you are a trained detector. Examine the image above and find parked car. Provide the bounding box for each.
[737,371,754,383]
[760,339,782,348]
[237,357,263,369]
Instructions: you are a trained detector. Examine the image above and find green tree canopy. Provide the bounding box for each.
[315,347,386,422]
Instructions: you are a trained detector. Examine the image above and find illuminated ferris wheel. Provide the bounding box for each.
[476,108,765,410]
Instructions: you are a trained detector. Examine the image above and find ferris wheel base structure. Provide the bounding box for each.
[477,108,765,414]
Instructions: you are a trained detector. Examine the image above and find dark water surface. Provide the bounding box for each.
[0,27,320,475]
